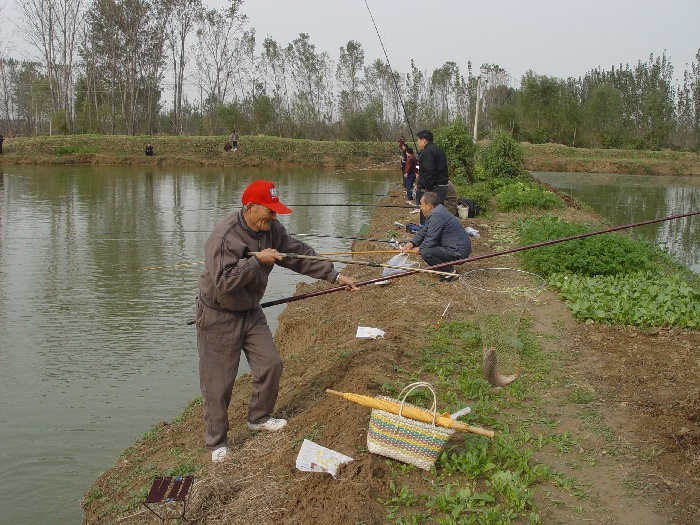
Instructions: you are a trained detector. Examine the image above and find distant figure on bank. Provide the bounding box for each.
[144,143,153,156]
[224,140,233,152]
[415,129,449,225]
[230,130,239,152]
[401,191,471,282]
[0,134,4,155]
[398,133,405,153]
[403,146,418,203]
[398,141,407,181]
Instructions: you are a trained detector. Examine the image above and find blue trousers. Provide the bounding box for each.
[404,173,416,200]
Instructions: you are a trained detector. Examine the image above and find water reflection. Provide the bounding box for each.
[0,165,394,524]
[533,172,700,273]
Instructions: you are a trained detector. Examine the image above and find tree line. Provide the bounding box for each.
[0,0,698,151]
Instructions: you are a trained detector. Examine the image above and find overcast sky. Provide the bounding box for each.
[218,0,699,85]
[1,0,697,86]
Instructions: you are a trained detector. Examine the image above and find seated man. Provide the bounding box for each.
[145,143,154,156]
[401,191,471,282]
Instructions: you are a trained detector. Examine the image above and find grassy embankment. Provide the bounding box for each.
[1,134,700,175]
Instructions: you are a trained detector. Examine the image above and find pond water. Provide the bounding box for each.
[0,165,395,524]
[532,172,700,274]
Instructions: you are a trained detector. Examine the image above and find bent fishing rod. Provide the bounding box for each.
[290,232,400,244]
[283,203,416,208]
[248,252,455,277]
[297,192,388,197]
[260,210,700,308]
[364,0,416,148]
[139,250,402,271]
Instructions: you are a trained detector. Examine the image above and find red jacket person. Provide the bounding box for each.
[196,180,358,462]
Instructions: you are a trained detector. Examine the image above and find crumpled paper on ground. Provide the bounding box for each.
[296,439,353,478]
[356,326,385,339]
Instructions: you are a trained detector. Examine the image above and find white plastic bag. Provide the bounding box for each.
[375,253,418,285]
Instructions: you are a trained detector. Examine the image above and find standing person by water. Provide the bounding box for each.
[0,133,4,154]
[195,180,359,463]
[398,141,407,182]
[403,146,418,203]
[415,129,449,225]
[230,130,239,151]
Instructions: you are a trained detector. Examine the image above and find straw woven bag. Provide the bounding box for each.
[367,382,455,470]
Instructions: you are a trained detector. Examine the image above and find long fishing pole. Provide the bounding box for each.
[364,0,416,147]
[283,203,416,208]
[139,250,403,271]
[297,192,388,197]
[289,232,400,244]
[261,210,700,308]
[248,251,455,277]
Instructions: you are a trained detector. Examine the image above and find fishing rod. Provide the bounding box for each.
[297,192,388,197]
[260,210,700,308]
[283,203,416,208]
[248,251,455,277]
[364,0,416,148]
[325,250,401,256]
[289,232,400,244]
[138,250,403,271]
[126,231,402,244]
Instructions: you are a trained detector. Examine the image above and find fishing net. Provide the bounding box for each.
[460,268,546,385]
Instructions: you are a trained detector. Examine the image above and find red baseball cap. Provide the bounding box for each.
[241,180,292,214]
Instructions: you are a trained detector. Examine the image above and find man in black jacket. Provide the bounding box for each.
[415,129,449,224]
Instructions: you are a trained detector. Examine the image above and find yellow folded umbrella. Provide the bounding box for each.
[326,389,494,438]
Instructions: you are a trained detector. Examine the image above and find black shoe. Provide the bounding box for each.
[439,270,459,283]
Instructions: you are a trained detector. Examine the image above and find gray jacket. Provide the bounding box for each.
[410,204,471,259]
[198,209,337,312]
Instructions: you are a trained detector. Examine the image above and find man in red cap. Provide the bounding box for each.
[196,180,358,463]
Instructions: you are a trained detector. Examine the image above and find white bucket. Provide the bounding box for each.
[458,206,469,219]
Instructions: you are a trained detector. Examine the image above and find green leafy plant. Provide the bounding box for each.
[479,129,526,180]
[435,119,478,183]
[495,181,564,211]
[517,216,657,277]
[549,271,700,327]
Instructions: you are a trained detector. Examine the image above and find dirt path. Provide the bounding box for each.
[82,188,700,525]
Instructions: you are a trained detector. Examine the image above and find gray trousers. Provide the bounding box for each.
[418,185,449,225]
[196,301,283,450]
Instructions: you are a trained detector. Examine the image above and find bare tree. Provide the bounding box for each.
[140,1,170,134]
[364,58,402,134]
[165,0,202,135]
[285,33,334,137]
[336,40,365,117]
[194,0,247,124]
[18,0,86,133]
[260,36,290,135]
